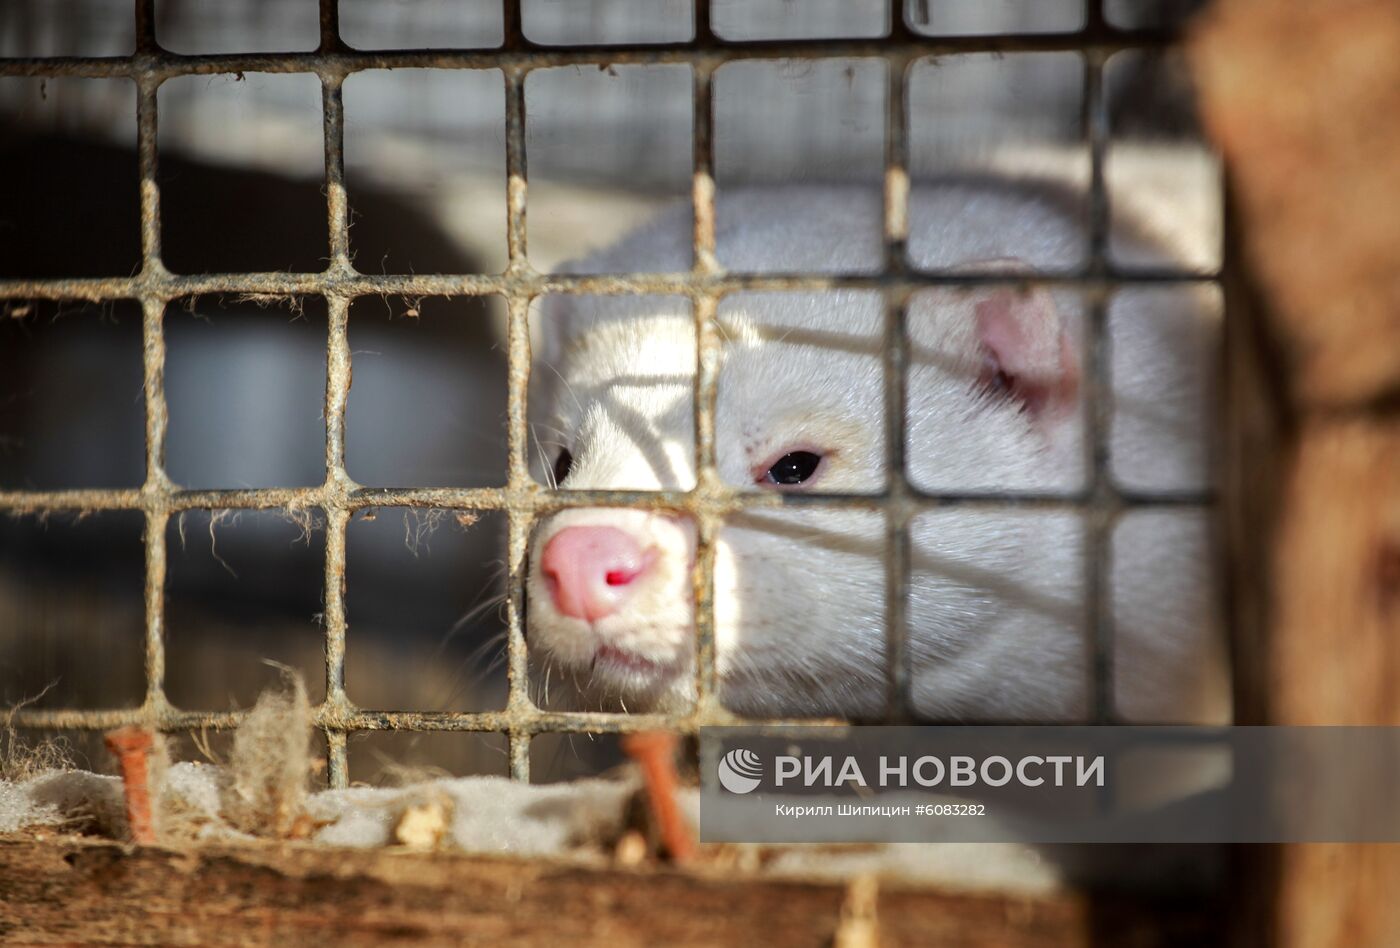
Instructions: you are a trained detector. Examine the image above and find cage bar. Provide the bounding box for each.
[0,33,1194,83]
[1082,1,1120,722]
[880,33,914,719]
[688,4,723,713]
[501,0,536,782]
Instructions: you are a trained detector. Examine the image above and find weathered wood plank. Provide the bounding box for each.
[1189,2,1400,946]
[1271,421,1400,725]
[1268,420,1400,948]
[1190,0,1400,409]
[0,834,1217,947]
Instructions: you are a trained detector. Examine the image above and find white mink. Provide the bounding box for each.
[524,181,1226,724]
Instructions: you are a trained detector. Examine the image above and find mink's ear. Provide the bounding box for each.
[972,283,1079,423]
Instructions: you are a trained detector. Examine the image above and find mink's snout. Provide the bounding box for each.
[539,525,657,622]
[525,508,699,707]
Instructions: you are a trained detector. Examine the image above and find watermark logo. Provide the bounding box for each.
[717,748,763,794]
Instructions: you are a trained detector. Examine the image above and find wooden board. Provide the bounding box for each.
[1190,0,1400,409]
[1189,2,1400,946]
[0,833,1219,947]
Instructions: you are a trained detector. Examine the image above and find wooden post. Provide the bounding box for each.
[1189,2,1400,945]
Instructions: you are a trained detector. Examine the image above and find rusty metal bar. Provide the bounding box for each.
[1081,0,1120,724]
[318,0,341,53]
[502,0,525,51]
[501,0,535,782]
[881,40,915,720]
[134,77,163,271]
[9,703,833,735]
[690,287,723,709]
[689,0,718,276]
[317,0,357,784]
[324,729,347,790]
[322,78,351,272]
[504,297,535,782]
[689,1,723,711]
[133,0,156,54]
[321,292,353,785]
[0,484,1212,516]
[133,0,173,737]
[138,295,171,719]
[138,514,170,713]
[690,66,718,274]
[0,268,1221,304]
[691,1,724,785]
[0,30,1191,82]
[321,505,350,788]
[503,70,529,271]
[506,507,533,781]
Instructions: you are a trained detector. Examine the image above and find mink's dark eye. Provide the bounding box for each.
[552,448,574,486]
[764,451,823,487]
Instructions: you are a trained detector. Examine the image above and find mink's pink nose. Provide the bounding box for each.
[539,526,654,622]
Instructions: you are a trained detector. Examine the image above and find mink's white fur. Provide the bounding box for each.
[525,182,1225,723]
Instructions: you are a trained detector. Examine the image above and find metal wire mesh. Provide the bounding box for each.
[0,0,1215,788]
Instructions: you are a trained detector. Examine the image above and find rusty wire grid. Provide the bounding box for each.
[0,0,1217,787]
